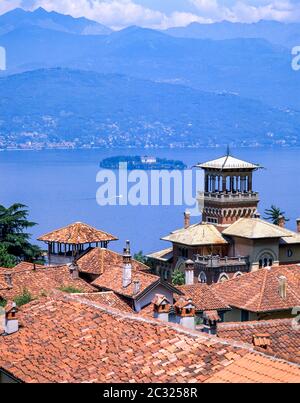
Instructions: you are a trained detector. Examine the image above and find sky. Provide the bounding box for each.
[1,0,300,29]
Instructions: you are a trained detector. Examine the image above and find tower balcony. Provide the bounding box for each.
[197,191,259,205]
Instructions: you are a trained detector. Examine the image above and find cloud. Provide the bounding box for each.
[191,0,300,23]
[1,0,300,28]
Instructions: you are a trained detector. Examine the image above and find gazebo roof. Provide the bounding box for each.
[38,222,118,244]
[196,155,260,170]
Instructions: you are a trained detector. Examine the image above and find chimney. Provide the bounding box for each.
[122,240,132,288]
[174,297,195,330]
[253,333,271,350]
[4,273,12,288]
[185,259,195,285]
[184,210,191,229]
[152,294,170,322]
[133,280,141,295]
[4,302,19,335]
[296,218,300,233]
[278,275,287,299]
[69,262,79,280]
[278,215,285,228]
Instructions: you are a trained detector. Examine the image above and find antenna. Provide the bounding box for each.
[221,145,230,172]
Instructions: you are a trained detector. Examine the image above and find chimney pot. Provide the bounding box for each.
[278,215,285,228]
[184,210,191,229]
[4,302,19,335]
[185,259,195,285]
[122,241,132,288]
[278,275,287,299]
[133,280,140,295]
[69,262,79,280]
[4,273,12,288]
[296,218,300,233]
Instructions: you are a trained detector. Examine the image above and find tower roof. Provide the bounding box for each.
[196,155,260,170]
[38,222,118,244]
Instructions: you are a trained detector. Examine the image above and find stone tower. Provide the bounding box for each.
[196,152,261,225]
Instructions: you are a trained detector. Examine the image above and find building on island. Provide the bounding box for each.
[148,152,300,284]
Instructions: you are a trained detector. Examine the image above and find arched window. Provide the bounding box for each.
[258,252,274,269]
[233,271,243,278]
[198,272,207,284]
[218,273,229,283]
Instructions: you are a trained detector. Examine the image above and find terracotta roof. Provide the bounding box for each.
[205,352,300,383]
[223,218,292,239]
[72,292,133,313]
[38,222,118,244]
[211,265,300,313]
[4,262,45,273]
[1,294,299,383]
[203,310,221,322]
[77,247,150,275]
[178,284,230,312]
[217,319,300,364]
[0,264,96,300]
[196,155,260,170]
[162,223,228,246]
[147,248,173,262]
[91,265,178,300]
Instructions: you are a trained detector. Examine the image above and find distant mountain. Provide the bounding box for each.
[0,7,111,36]
[0,25,298,109]
[165,20,300,48]
[0,68,299,149]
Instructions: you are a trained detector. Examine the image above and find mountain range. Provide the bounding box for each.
[165,20,300,49]
[0,68,299,148]
[0,8,299,148]
[0,7,111,36]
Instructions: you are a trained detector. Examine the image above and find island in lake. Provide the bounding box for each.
[100,156,187,170]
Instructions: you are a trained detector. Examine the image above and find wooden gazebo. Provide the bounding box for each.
[38,222,118,265]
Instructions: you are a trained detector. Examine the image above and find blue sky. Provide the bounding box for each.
[1,0,300,29]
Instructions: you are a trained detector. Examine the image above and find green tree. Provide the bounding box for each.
[264,205,290,225]
[0,243,16,267]
[0,203,43,266]
[133,250,150,266]
[171,269,185,286]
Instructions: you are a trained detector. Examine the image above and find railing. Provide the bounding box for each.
[197,191,259,203]
[194,254,249,267]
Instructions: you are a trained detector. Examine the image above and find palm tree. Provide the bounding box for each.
[264,205,290,225]
[0,203,43,266]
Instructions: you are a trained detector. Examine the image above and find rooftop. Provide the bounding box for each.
[91,265,179,300]
[162,223,228,246]
[223,218,293,239]
[217,319,300,365]
[1,294,299,383]
[38,222,118,244]
[177,284,230,312]
[72,292,133,313]
[77,247,150,275]
[211,265,300,313]
[147,247,173,263]
[0,263,96,300]
[196,155,260,171]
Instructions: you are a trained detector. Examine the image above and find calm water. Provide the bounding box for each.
[0,148,299,255]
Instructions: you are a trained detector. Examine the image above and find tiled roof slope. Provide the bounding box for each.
[38,222,118,244]
[0,264,96,300]
[1,294,299,383]
[205,352,300,383]
[77,247,150,275]
[222,218,292,239]
[211,265,300,313]
[91,266,167,299]
[217,319,300,364]
[162,223,228,246]
[177,284,230,312]
[72,292,133,313]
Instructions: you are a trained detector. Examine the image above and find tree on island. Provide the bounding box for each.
[264,205,290,226]
[0,203,43,267]
[171,269,185,286]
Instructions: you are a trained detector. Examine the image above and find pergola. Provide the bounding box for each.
[38,222,118,264]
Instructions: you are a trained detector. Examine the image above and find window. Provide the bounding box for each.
[198,272,207,284]
[241,310,249,322]
[218,273,229,283]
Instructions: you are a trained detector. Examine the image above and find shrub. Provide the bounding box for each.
[59,286,83,294]
[14,289,33,307]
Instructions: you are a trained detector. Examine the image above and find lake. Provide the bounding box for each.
[0,147,299,255]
